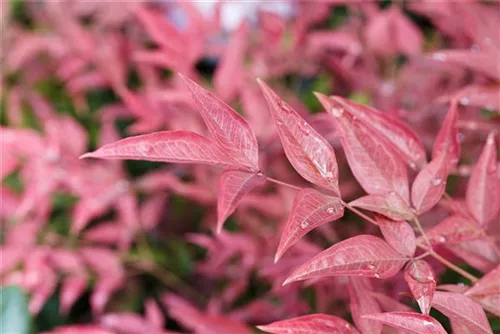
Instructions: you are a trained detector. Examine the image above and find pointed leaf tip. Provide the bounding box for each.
[275,188,343,261]
[258,81,340,194]
[283,235,408,285]
[216,170,266,233]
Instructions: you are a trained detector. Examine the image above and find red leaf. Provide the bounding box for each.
[404,260,437,315]
[432,291,493,334]
[81,131,239,169]
[257,80,340,194]
[466,133,500,228]
[370,292,415,313]
[472,294,500,318]
[432,100,460,173]
[327,96,426,169]
[257,314,360,334]
[214,21,248,101]
[363,312,446,334]
[375,215,416,257]
[180,74,259,171]
[425,214,482,245]
[315,93,409,202]
[448,84,500,111]
[283,235,408,285]
[466,265,500,297]
[349,193,413,221]
[349,278,382,334]
[411,154,448,214]
[217,170,266,233]
[47,325,114,334]
[431,50,500,81]
[60,275,87,315]
[275,188,344,262]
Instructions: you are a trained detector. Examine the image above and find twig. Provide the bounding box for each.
[430,250,478,283]
[341,201,378,226]
[265,176,303,191]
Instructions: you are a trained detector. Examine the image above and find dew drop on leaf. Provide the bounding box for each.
[331,107,344,117]
[431,178,442,186]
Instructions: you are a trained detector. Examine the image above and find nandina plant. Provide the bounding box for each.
[1,1,499,334]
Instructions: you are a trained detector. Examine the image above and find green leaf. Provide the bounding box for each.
[0,285,32,334]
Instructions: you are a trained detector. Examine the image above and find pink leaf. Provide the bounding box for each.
[145,299,164,329]
[257,80,340,194]
[283,235,408,285]
[448,84,500,111]
[431,50,500,81]
[328,95,426,169]
[425,214,482,245]
[91,275,123,315]
[180,74,259,171]
[257,314,360,334]
[363,312,446,334]
[404,260,437,315]
[349,278,382,334]
[375,215,416,257]
[275,188,344,262]
[466,133,500,228]
[217,170,266,233]
[44,325,114,334]
[411,153,448,214]
[370,292,415,313]
[214,21,248,101]
[81,131,239,169]
[432,100,460,172]
[315,93,409,202]
[466,265,500,297]
[432,291,493,334]
[349,193,413,221]
[60,275,87,315]
[472,294,500,318]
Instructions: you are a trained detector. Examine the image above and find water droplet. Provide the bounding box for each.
[300,221,309,229]
[409,162,417,170]
[431,178,442,186]
[305,129,311,135]
[276,120,283,126]
[432,53,447,61]
[367,264,376,270]
[458,282,465,286]
[438,236,447,243]
[326,207,336,214]
[331,107,344,117]
[374,273,380,278]
[460,97,470,105]
[487,135,495,145]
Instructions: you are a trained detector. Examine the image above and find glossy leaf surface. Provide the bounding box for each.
[363,312,446,334]
[283,235,408,285]
[181,74,259,171]
[275,188,343,262]
[82,131,239,169]
[258,80,340,194]
[217,170,266,233]
[257,314,360,334]
[466,133,499,228]
[404,260,436,315]
[432,291,492,334]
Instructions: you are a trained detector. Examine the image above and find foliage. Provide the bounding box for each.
[1,1,500,333]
